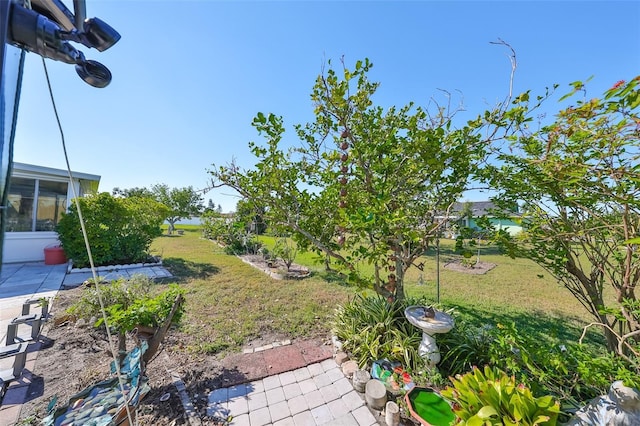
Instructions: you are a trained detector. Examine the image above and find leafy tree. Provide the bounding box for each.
[200,209,262,254]
[112,186,154,198]
[57,192,168,267]
[210,58,494,300]
[151,184,204,234]
[460,201,474,225]
[235,198,268,235]
[482,77,640,358]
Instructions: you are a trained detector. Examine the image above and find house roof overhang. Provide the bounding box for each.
[12,162,100,182]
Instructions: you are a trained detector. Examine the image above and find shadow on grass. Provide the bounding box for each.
[447,304,604,346]
[316,270,352,287]
[422,244,509,260]
[162,257,220,279]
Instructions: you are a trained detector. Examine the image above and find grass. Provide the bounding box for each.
[258,235,602,344]
[150,226,354,354]
[152,227,604,355]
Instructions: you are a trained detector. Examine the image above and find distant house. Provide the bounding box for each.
[451,201,522,236]
[2,162,100,263]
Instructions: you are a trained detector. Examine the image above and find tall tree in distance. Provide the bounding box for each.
[151,184,204,234]
[112,186,154,198]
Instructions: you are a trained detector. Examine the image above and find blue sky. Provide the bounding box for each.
[13,1,640,212]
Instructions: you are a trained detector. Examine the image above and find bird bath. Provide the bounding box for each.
[404,306,454,365]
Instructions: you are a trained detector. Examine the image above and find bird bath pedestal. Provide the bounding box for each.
[404,306,454,366]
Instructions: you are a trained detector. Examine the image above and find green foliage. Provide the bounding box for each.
[112,186,154,198]
[151,184,204,233]
[438,322,494,376]
[201,211,263,255]
[440,365,560,426]
[67,275,153,323]
[480,77,640,355]
[438,319,640,411]
[200,210,228,240]
[235,198,268,234]
[100,284,186,332]
[57,193,167,268]
[211,57,497,300]
[68,275,185,334]
[273,238,298,270]
[332,294,427,370]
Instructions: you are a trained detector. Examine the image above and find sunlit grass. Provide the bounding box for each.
[152,229,605,355]
[258,235,601,343]
[150,227,354,355]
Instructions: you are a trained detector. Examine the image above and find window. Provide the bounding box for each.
[6,177,68,232]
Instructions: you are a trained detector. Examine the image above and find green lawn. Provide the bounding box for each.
[150,226,354,354]
[259,235,602,343]
[152,227,602,354]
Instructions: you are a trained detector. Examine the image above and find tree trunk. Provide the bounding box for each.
[566,258,620,352]
[395,255,406,301]
[143,294,184,364]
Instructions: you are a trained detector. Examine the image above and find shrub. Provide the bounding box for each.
[201,211,262,254]
[200,211,229,240]
[332,294,427,371]
[68,275,186,360]
[67,274,152,321]
[438,319,640,412]
[273,238,297,271]
[440,365,560,426]
[99,283,186,331]
[57,193,168,268]
[437,322,494,376]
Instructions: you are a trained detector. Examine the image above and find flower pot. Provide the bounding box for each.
[44,245,67,265]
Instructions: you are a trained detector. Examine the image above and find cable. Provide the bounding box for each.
[41,57,135,425]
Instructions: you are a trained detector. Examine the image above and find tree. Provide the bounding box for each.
[210,58,492,300]
[112,186,154,198]
[460,201,474,226]
[235,198,268,235]
[151,184,204,234]
[483,77,640,358]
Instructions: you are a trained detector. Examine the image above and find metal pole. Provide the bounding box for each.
[0,1,26,270]
[436,237,440,303]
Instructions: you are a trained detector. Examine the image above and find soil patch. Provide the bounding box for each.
[16,285,327,425]
[238,254,311,280]
[443,259,497,274]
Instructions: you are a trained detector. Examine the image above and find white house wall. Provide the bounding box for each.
[2,163,100,263]
[3,231,60,263]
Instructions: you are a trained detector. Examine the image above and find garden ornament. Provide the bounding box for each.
[567,380,640,426]
[404,305,454,365]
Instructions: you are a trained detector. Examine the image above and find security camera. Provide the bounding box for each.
[6,0,120,88]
